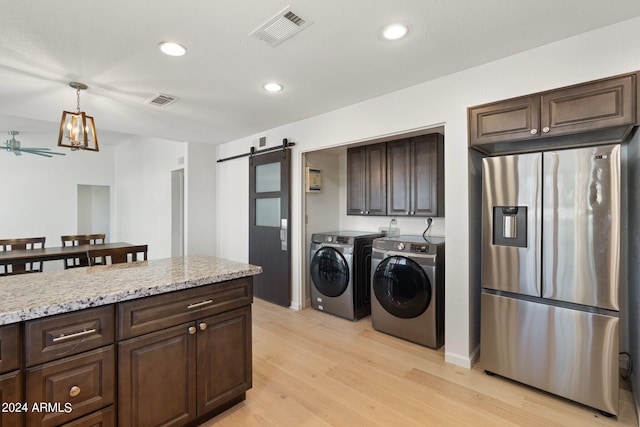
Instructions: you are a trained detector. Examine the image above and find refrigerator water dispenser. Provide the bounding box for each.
[492,206,527,247]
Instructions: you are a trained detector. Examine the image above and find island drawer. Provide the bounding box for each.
[118,277,253,339]
[26,345,115,427]
[0,323,20,374]
[60,405,115,427]
[24,306,115,367]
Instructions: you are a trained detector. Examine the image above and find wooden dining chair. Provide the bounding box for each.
[61,233,106,269]
[0,237,46,276]
[87,245,148,266]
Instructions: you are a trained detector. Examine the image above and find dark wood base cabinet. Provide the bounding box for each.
[117,277,253,427]
[0,370,22,427]
[118,306,252,426]
[119,323,196,426]
[60,406,115,427]
[4,277,253,427]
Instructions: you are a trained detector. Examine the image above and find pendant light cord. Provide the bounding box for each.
[76,87,81,113]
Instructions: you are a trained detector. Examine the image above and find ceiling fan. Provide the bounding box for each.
[4,131,65,157]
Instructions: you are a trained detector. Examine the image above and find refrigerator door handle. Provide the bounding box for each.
[542,152,558,300]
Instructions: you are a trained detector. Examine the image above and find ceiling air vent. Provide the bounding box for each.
[249,6,313,47]
[145,93,178,108]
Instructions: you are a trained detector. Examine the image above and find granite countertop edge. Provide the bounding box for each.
[0,255,262,325]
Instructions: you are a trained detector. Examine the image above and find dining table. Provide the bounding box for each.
[0,242,134,266]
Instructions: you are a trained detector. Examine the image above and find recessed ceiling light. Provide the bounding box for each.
[159,42,187,57]
[382,24,408,41]
[263,82,283,92]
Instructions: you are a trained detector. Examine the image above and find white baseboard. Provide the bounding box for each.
[444,344,480,369]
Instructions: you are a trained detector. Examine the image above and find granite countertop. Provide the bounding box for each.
[0,255,262,325]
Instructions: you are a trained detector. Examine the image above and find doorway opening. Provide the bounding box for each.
[77,185,111,240]
[171,168,185,257]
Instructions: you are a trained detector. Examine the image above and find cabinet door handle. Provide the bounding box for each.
[530,128,538,135]
[52,328,97,343]
[542,127,550,133]
[360,210,364,214]
[199,322,208,331]
[187,299,213,310]
[365,211,369,215]
[188,326,197,335]
[69,385,81,397]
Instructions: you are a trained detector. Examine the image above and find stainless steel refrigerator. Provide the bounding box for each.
[480,144,620,415]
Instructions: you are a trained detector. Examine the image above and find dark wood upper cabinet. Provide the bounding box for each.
[540,75,636,135]
[468,95,540,146]
[469,72,638,153]
[387,134,444,217]
[347,143,386,216]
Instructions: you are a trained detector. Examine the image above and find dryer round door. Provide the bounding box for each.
[373,256,431,318]
[310,247,350,297]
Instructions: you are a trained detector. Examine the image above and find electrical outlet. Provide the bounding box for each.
[425,217,434,226]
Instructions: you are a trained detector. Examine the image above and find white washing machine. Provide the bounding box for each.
[309,231,382,320]
[370,235,445,348]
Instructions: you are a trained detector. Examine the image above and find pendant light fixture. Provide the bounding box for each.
[57,82,99,151]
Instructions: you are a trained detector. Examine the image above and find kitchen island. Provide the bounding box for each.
[0,255,262,427]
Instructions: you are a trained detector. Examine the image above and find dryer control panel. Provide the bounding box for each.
[410,243,431,253]
[373,236,444,256]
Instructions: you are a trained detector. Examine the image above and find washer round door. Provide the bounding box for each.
[310,247,350,297]
[373,256,431,318]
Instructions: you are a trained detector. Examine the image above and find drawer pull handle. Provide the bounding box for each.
[52,328,97,343]
[187,300,213,310]
[69,386,81,397]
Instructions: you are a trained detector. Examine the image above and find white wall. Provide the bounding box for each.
[215,147,250,263]
[0,134,114,271]
[215,17,640,369]
[114,135,185,260]
[185,142,217,256]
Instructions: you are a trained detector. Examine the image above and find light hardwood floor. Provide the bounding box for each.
[203,299,638,426]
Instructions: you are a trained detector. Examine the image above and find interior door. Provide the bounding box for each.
[249,150,291,307]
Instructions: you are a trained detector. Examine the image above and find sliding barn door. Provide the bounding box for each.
[249,150,291,307]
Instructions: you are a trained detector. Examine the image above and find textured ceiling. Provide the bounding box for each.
[1,0,640,146]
